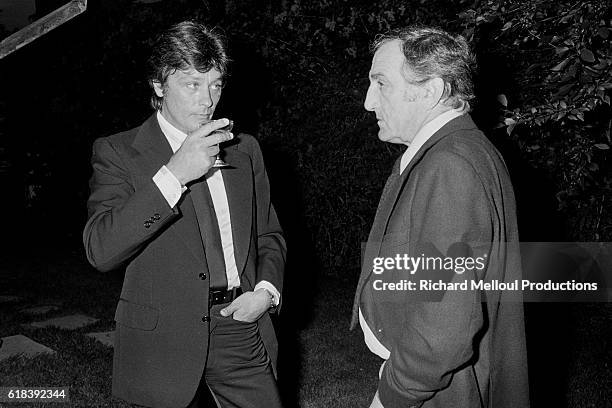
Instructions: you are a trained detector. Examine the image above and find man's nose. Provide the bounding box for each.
[198,88,213,108]
[364,85,376,111]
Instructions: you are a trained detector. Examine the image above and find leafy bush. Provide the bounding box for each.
[459,0,611,240]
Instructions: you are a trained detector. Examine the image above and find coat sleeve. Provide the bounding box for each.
[244,135,287,307]
[378,150,492,408]
[82,137,179,272]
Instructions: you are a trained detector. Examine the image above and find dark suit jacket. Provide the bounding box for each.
[83,114,286,408]
[352,115,529,408]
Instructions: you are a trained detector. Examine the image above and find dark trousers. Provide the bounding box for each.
[187,303,283,408]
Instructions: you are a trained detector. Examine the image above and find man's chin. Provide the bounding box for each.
[188,120,206,132]
[377,129,392,142]
[377,130,404,145]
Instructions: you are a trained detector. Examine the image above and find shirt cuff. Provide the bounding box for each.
[254,281,281,306]
[153,165,187,208]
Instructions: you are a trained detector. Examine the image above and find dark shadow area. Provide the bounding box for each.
[214,37,268,136]
[472,34,579,408]
[262,143,321,408]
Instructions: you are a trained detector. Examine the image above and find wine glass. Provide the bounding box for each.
[212,119,233,168]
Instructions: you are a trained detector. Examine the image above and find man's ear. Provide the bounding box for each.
[423,77,445,107]
[152,81,164,98]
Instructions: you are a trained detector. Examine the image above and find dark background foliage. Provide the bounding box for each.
[459,0,611,242]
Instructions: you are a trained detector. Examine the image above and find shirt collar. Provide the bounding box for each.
[399,108,465,175]
[156,111,187,153]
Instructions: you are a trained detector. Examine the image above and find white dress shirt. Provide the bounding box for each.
[360,108,466,360]
[151,112,280,304]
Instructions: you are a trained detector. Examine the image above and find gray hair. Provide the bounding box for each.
[372,26,476,109]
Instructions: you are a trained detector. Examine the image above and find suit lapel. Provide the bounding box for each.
[219,144,253,276]
[131,114,208,269]
[177,190,209,267]
[351,157,403,327]
[188,179,226,283]
[132,114,174,177]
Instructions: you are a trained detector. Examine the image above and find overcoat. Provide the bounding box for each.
[83,114,286,408]
[352,115,529,408]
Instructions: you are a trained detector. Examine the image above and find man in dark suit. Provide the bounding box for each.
[83,21,285,408]
[351,27,529,408]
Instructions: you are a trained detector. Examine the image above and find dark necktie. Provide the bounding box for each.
[190,179,228,289]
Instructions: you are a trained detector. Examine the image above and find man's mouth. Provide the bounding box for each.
[194,114,212,124]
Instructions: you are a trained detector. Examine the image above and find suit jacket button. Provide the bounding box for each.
[202,315,210,322]
[144,221,151,228]
[199,273,207,280]
[153,213,161,220]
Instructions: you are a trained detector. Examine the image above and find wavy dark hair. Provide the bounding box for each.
[147,20,230,110]
[372,26,476,109]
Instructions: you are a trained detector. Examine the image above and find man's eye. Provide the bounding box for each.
[211,83,223,90]
[186,82,199,89]
[377,80,385,87]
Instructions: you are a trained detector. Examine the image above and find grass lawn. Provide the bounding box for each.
[0,249,609,407]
